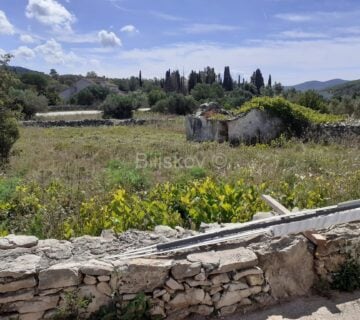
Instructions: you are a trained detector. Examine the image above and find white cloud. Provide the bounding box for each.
[56,32,98,44]
[35,39,79,64]
[20,34,36,43]
[120,25,139,34]
[113,37,360,84]
[13,46,36,60]
[25,0,75,32]
[183,23,240,34]
[150,11,185,21]
[0,10,15,35]
[275,13,312,22]
[279,30,328,39]
[98,30,121,47]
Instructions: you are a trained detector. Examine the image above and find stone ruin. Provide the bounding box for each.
[185,102,286,145]
[1,222,360,320]
[185,102,360,145]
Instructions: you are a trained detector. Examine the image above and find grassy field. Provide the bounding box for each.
[1,115,360,238]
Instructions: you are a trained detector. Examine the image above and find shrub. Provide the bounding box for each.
[72,85,110,106]
[0,107,19,162]
[102,94,133,119]
[191,83,224,101]
[9,88,48,119]
[236,97,344,136]
[152,93,198,115]
[148,89,166,106]
[332,258,360,292]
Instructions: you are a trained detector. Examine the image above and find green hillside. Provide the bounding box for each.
[323,79,360,98]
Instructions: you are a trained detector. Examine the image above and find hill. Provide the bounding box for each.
[322,79,360,98]
[289,79,348,92]
[8,66,43,75]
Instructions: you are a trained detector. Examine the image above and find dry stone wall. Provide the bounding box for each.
[0,222,359,320]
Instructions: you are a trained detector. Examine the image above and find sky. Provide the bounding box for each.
[1,0,360,85]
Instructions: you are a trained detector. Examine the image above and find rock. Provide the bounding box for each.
[212,292,221,303]
[189,305,214,316]
[252,293,275,306]
[215,287,260,309]
[154,225,177,238]
[80,260,113,276]
[166,277,184,291]
[19,313,43,320]
[83,275,97,285]
[224,281,249,291]
[171,260,201,280]
[78,285,111,314]
[0,235,38,250]
[98,275,110,282]
[39,263,81,290]
[122,294,137,301]
[166,309,190,320]
[250,235,315,299]
[0,289,34,304]
[209,286,223,295]
[96,282,112,296]
[246,274,264,286]
[38,288,62,296]
[113,258,173,293]
[220,304,237,315]
[168,289,205,309]
[162,292,171,302]
[215,291,243,309]
[203,292,213,306]
[36,239,73,260]
[186,279,212,287]
[262,284,270,293]
[210,273,230,285]
[239,298,252,306]
[8,296,59,313]
[149,305,166,318]
[187,251,220,272]
[100,229,115,239]
[233,267,263,281]
[188,248,258,274]
[0,277,36,293]
[0,255,40,279]
[194,270,206,281]
[153,289,167,299]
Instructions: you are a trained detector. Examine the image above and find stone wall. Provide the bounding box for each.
[186,109,360,145]
[21,119,170,128]
[0,222,359,320]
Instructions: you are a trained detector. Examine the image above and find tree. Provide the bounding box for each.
[49,69,59,79]
[9,88,48,119]
[191,83,224,101]
[139,70,143,88]
[273,82,284,95]
[20,73,48,95]
[164,69,172,92]
[148,89,166,106]
[152,93,197,115]
[86,71,98,78]
[204,67,216,84]
[101,94,133,119]
[188,71,199,92]
[0,54,19,162]
[223,66,233,91]
[250,69,264,93]
[268,75,272,88]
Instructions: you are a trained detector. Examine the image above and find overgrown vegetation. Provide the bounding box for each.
[332,258,360,292]
[102,94,133,119]
[0,118,359,239]
[53,290,91,320]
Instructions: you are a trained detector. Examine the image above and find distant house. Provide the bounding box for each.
[59,78,122,102]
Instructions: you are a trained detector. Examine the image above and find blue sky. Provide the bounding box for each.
[1,0,360,84]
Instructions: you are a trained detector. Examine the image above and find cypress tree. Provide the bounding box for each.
[250,68,265,93]
[188,71,198,92]
[222,66,233,91]
[268,74,272,88]
[164,69,172,92]
[139,70,143,87]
